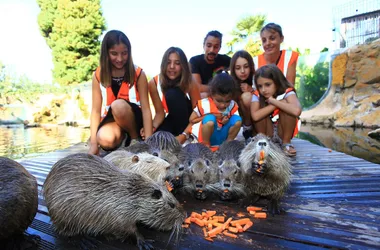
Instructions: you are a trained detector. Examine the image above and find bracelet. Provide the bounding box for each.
[182,132,189,140]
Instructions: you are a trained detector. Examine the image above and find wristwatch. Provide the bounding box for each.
[182,132,189,140]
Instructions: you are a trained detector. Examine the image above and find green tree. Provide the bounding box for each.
[226,14,266,57]
[37,0,106,85]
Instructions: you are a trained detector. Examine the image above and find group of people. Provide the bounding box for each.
[87,23,302,157]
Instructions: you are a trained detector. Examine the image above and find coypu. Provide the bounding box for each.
[0,157,39,247]
[104,150,171,183]
[123,137,185,189]
[239,133,292,215]
[146,131,182,154]
[180,143,217,200]
[43,153,185,249]
[213,140,246,200]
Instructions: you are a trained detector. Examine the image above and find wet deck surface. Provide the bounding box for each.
[15,139,380,249]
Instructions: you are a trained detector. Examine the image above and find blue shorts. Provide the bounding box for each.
[202,114,242,146]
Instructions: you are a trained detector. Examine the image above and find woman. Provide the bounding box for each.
[254,23,299,86]
[147,47,200,144]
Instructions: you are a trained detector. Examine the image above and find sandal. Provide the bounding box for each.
[283,143,297,157]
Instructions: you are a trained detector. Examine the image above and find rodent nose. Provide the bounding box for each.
[195,184,203,188]
[223,183,231,187]
[259,142,267,147]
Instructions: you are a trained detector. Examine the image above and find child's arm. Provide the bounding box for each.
[250,101,277,122]
[88,73,102,155]
[138,70,153,139]
[267,94,302,117]
[147,78,165,130]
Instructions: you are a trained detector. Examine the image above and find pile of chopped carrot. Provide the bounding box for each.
[182,206,267,242]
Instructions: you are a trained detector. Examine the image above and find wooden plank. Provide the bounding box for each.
[8,139,379,249]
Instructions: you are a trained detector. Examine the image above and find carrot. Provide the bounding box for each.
[214,216,225,222]
[243,221,253,231]
[249,211,256,215]
[228,227,238,233]
[230,218,251,226]
[207,225,224,237]
[184,217,191,224]
[202,212,208,218]
[235,223,243,233]
[203,227,208,238]
[222,217,233,230]
[204,237,214,242]
[260,150,265,160]
[191,212,203,219]
[182,224,189,228]
[194,218,205,227]
[223,230,238,239]
[206,210,217,217]
[208,223,213,231]
[212,222,223,227]
[190,217,196,223]
[247,206,263,212]
[165,181,173,192]
[236,212,245,218]
[254,212,267,219]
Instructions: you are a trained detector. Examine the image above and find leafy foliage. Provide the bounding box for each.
[37,0,106,86]
[295,61,329,109]
[226,14,266,57]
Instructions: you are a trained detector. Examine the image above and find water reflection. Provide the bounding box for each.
[0,125,90,160]
[298,124,380,164]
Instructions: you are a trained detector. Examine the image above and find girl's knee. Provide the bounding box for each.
[111,100,131,116]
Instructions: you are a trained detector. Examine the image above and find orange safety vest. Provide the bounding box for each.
[253,50,298,77]
[252,88,300,137]
[95,66,142,117]
[153,75,191,115]
[191,97,239,144]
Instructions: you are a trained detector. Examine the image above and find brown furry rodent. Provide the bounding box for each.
[213,140,246,200]
[43,153,185,249]
[239,133,292,215]
[180,143,217,200]
[123,137,185,188]
[104,150,170,183]
[0,157,38,243]
[146,131,182,154]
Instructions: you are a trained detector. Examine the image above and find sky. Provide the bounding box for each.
[0,0,358,84]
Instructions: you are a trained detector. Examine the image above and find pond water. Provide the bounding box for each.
[0,125,90,160]
[0,124,379,164]
[297,124,380,164]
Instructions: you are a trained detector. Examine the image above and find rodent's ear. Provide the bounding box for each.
[151,189,162,199]
[132,155,140,163]
[237,161,241,168]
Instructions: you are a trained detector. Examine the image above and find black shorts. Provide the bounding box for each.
[98,100,143,138]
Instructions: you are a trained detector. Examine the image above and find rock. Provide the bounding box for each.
[368,128,380,140]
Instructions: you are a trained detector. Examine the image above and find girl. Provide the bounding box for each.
[147,47,200,144]
[88,30,152,155]
[251,64,302,156]
[189,73,242,151]
[230,50,255,140]
[254,23,299,86]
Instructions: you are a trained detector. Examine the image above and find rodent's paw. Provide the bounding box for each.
[220,191,233,201]
[251,162,266,175]
[195,190,208,200]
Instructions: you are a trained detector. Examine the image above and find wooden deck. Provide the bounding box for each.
[16,139,380,250]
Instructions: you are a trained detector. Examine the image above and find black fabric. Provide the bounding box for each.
[156,87,192,136]
[189,54,231,85]
[111,76,124,97]
[97,100,143,139]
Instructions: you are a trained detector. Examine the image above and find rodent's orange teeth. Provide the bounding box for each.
[197,189,203,193]
[176,176,180,180]
[224,189,229,193]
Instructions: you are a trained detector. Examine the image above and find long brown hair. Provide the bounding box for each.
[254,64,293,107]
[230,50,255,86]
[99,30,135,88]
[159,47,192,93]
